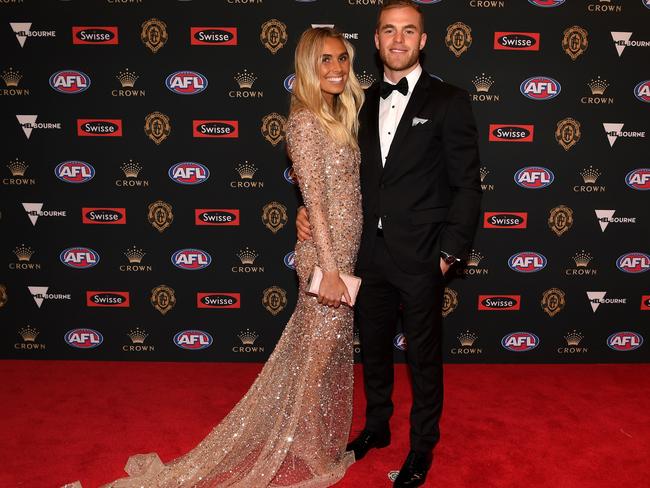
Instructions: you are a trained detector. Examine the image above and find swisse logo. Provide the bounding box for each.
[168,162,210,185]
[502,332,539,352]
[190,27,237,45]
[59,247,100,269]
[197,292,241,309]
[65,328,103,349]
[626,168,650,190]
[77,119,122,137]
[86,291,130,307]
[49,70,90,94]
[55,161,95,184]
[72,26,118,45]
[284,251,296,270]
[284,73,295,93]
[494,32,540,51]
[508,252,547,273]
[607,332,643,352]
[165,70,208,95]
[195,209,240,226]
[171,249,212,270]
[174,330,213,350]
[478,295,521,311]
[489,124,534,142]
[514,166,554,189]
[528,0,565,6]
[641,295,650,311]
[520,76,560,100]
[193,120,238,138]
[82,208,126,224]
[483,212,528,229]
[634,80,650,103]
[617,253,650,274]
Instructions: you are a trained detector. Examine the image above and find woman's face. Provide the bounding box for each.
[318,36,350,105]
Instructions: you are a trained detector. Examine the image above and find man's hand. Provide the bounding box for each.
[296,206,312,242]
[440,257,450,276]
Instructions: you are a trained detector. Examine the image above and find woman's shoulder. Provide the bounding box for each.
[287,108,323,133]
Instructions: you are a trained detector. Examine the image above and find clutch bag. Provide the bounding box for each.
[306,265,362,306]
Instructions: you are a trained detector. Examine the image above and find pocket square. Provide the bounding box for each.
[412,117,429,126]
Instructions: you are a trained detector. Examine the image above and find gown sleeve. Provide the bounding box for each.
[286,109,338,273]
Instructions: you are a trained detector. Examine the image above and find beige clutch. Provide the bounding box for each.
[306,265,362,306]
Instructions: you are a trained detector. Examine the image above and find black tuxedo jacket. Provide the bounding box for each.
[356,72,482,275]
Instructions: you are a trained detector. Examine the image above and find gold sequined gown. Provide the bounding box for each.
[65,109,362,488]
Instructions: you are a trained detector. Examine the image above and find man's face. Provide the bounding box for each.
[375,6,427,73]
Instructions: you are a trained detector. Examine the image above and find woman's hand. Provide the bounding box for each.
[296,206,313,242]
[318,271,352,308]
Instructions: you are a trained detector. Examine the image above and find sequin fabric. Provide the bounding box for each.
[62,108,362,488]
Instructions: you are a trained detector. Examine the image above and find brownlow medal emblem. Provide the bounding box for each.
[151,285,176,315]
[148,200,173,233]
[555,117,581,151]
[261,112,287,146]
[442,288,459,317]
[262,286,287,316]
[262,201,288,234]
[260,19,288,54]
[542,288,566,318]
[562,26,588,61]
[0,284,7,308]
[445,22,472,58]
[144,112,171,145]
[141,18,168,54]
[548,205,574,237]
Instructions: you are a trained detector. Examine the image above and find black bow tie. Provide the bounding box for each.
[380,77,408,99]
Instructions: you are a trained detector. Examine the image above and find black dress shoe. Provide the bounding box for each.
[393,450,433,487]
[346,429,391,460]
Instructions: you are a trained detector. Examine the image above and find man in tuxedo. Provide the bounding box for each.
[297,1,481,486]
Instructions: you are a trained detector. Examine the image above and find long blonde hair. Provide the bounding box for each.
[290,27,365,148]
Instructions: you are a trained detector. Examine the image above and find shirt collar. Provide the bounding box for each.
[382,64,423,96]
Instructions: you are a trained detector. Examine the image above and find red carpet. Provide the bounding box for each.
[1,361,649,488]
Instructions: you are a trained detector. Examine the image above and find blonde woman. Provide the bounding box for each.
[64,27,364,488]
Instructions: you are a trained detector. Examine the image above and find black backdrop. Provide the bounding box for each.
[2,0,649,363]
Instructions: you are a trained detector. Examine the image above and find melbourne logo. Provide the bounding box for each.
[171,249,212,270]
[594,209,636,232]
[634,80,650,103]
[72,26,118,45]
[193,120,238,138]
[55,161,95,184]
[483,212,528,228]
[514,167,554,189]
[11,23,56,48]
[174,330,213,350]
[77,119,122,137]
[508,252,547,273]
[586,291,626,313]
[65,328,103,349]
[190,27,237,45]
[611,31,650,57]
[165,71,208,95]
[494,32,540,51]
[625,168,650,190]
[49,70,91,94]
[86,291,130,307]
[16,115,61,139]
[607,332,643,352]
[59,247,100,269]
[603,123,646,147]
[22,203,67,225]
[502,332,539,352]
[520,76,560,100]
[197,292,241,309]
[195,209,240,226]
[168,162,209,185]
[488,124,534,142]
[616,253,650,274]
[478,295,521,311]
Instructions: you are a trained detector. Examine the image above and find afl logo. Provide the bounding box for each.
[634,80,650,103]
[508,252,547,273]
[168,162,210,185]
[174,330,213,350]
[172,249,212,270]
[607,332,643,352]
[284,251,296,270]
[283,74,295,93]
[283,167,297,185]
[65,328,103,349]
[501,332,539,352]
[625,168,650,190]
[49,70,91,94]
[165,70,208,95]
[616,253,650,274]
[514,166,554,189]
[393,333,407,351]
[489,124,534,142]
[520,76,561,100]
[528,0,565,6]
[60,247,100,269]
[55,161,95,183]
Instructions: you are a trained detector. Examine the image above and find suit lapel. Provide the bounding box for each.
[364,83,383,174]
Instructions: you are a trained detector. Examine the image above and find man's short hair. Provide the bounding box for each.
[376,0,425,31]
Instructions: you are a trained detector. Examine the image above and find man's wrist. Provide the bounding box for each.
[440,250,461,266]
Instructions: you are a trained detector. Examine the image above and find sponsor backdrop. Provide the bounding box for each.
[1,0,649,363]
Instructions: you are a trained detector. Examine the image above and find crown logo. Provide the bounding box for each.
[564,330,584,346]
[13,244,34,261]
[466,249,484,267]
[587,76,609,95]
[458,330,477,347]
[127,327,148,344]
[472,73,494,93]
[238,329,259,345]
[573,250,593,267]
[18,325,39,342]
[121,159,142,178]
[479,166,489,182]
[234,69,257,89]
[353,330,361,346]
[124,246,146,263]
[358,70,376,90]
[7,158,28,176]
[236,247,259,265]
[116,68,139,88]
[235,161,258,179]
[580,165,601,184]
[2,67,22,87]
